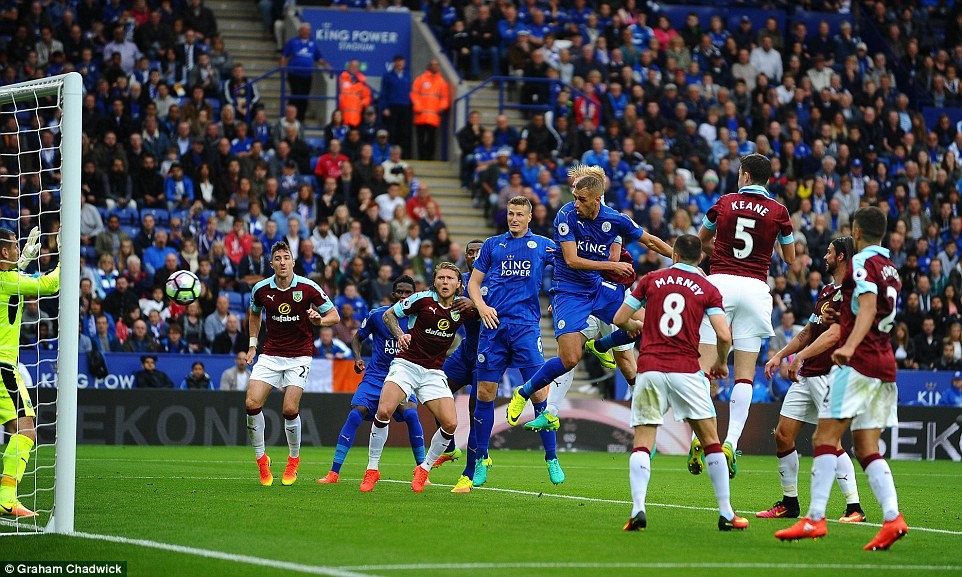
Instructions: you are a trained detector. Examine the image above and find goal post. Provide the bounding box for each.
[0,72,81,534]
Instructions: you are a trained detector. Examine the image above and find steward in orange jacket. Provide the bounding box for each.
[338,60,372,127]
[410,60,450,159]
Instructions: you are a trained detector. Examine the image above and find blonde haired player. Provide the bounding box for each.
[246,241,339,487]
[0,227,60,517]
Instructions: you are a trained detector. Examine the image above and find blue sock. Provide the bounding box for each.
[520,357,567,399]
[445,438,456,453]
[332,409,364,473]
[402,408,425,465]
[595,329,634,353]
[533,400,557,461]
[475,399,495,459]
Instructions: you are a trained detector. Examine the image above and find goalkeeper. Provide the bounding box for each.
[0,227,59,517]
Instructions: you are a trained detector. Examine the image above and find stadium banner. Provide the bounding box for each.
[298,8,411,73]
[33,390,961,460]
[21,351,362,392]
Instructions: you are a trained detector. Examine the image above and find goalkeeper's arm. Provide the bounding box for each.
[0,264,60,297]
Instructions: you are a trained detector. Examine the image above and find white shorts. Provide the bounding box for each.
[250,354,312,389]
[582,315,634,352]
[387,358,452,404]
[631,371,715,427]
[819,365,898,431]
[780,374,829,425]
[699,274,774,350]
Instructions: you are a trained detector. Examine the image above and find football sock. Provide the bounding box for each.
[367,417,390,470]
[835,449,860,505]
[777,446,800,498]
[284,414,301,458]
[462,408,479,479]
[331,409,364,474]
[475,400,495,457]
[547,369,575,417]
[246,409,266,459]
[403,408,426,465]
[628,447,651,517]
[444,438,456,453]
[533,400,558,460]
[520,357,566,399]
[422,427,455,472]
[704,443,734,520]
[0,434,33,504]
[594,329,634,353]
[805,445,839,522]
[861,454,899,522]
[723,380,753,450]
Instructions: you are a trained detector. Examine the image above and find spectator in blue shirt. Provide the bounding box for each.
[335,282,369,321]
[940,372,962,407]
[280,23,329,120]
[142,230,179,276]
[380,54,413,155]
[316,326,353,359]
[163,162,194,211]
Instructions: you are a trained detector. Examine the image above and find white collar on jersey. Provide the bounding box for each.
[670,263,700,274]
[737,184,771,197]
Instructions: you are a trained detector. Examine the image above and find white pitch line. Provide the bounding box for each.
[375,479,962,536]
[338,562,961,572]
[70,532,379,577]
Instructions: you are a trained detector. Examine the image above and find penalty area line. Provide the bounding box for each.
[68,531,381,577]
[337,562,961,572]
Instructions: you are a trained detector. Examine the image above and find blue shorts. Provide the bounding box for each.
[350,375,415,421]
[477,322,544,383]
[442,342,477,391]
[550,281,627,338]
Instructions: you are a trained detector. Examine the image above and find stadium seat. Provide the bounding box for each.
[242,292,251,311]
[140,208,170,227]
[170,208,191,224]
[201,210,216,223]
[97,206,110,221]
[80,245,97,261]
[309,156,320,173]
[224,290,243,312]
[305,137,326,154]
[110,206,139,226]
[119,224,139,237]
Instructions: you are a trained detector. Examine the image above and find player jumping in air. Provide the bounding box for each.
[468,196,563,487]
[690,153,795,478]
[505,165,672,427]
[317,275,425,484]
[776,207,908,550]
[362,263,476,493]
[0,227,59,517]
[760,237,865,522]
[614,234,749,532]
[246,241,340,487]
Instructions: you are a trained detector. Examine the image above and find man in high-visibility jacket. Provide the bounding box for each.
[410,59,450,160]
[338,60,372,128]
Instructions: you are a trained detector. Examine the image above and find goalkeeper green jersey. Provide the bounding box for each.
[0,264,60,366]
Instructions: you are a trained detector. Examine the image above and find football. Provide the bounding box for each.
[165,270,202,305]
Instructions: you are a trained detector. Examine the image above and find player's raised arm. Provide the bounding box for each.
[639,229,672,258]
[788,323,840,381]
[560,240,632,274]
[765,323,814,378]
[383,305,411,351]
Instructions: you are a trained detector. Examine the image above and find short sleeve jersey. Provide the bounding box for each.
[356,305,408,383]
[392,291,474,370]
[282,37,323,75]
[624,263,724,374]
[553,201,645,292]
[838,245,901,382]
[704,186,794,282]
[798,282,844,378]
[474,230,556,324]
[250,275,334,358]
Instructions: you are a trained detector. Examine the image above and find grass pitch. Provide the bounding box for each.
[2,445,960,577]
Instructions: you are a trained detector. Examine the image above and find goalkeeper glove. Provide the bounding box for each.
[17,227,41,270]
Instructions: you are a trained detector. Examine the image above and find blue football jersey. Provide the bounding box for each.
[356,305,408,382]
[552,201,644,291]
[460,271,482,354]
[474,230,556,324]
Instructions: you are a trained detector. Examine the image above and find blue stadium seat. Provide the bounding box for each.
[80,245,97,261]
[224,290,243,311]
[119,224,139,237]
[201,210,216,223]
[309,156,320,173]
[305,137,326,154]
[242,292,251,312]
[109,206,139,226]
[140,207,170,227]
[97,206,110,221]
[170,208,191,224]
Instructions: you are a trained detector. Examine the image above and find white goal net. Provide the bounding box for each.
[0,73,81,535]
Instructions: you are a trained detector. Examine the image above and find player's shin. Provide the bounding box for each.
[474,399,495,459]
[423,427,456,472]
[332,409,365,474]
[704,443,735,520]
[835,449,861,506]
[724,379,753,450]
[547,369,575,416]
[403,408,426,465]
[521,357,567,398]
[593,330,635,354]
[0,434,34,503]
[461,417,478,480]
[246,409,266,459]
[628,447,651,517]
[367,417,391,470]
[805,446,840,522]
[284,413,301,458]
[861,454,899,522]
[777,447,800,498]
[533,400,558,461]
